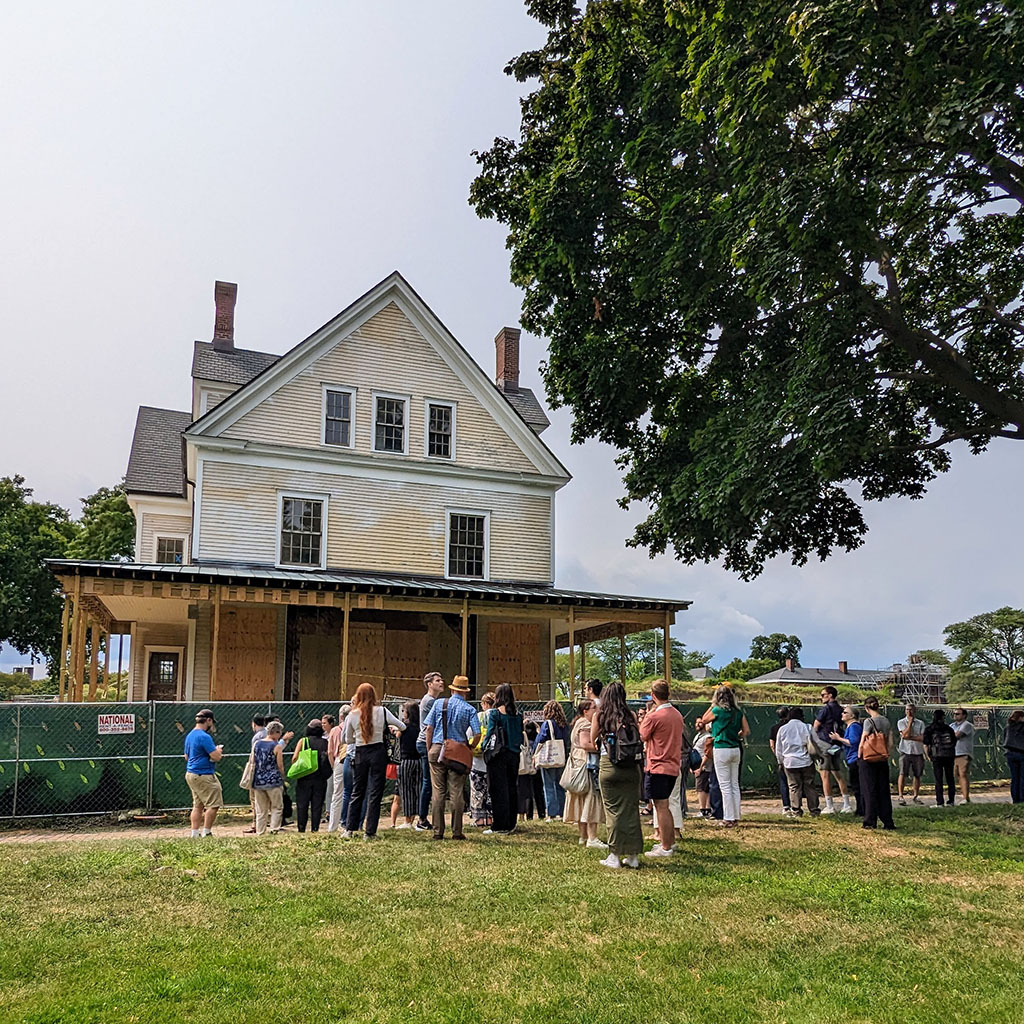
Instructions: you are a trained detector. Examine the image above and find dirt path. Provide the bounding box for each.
[0,785,1013,846]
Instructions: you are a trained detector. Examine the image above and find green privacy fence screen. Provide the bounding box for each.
[0,700,1015,819]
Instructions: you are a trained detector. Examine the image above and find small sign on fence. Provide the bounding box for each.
[972,713,989,731]
[98,713,136,735]
[523,710,546,725]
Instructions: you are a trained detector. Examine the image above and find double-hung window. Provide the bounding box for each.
[279,495,326,568]
[447,510,488,579]
[373,393,409,454]
[323,386,355,448]
[425,400,455,459]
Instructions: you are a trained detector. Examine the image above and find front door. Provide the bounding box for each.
[147,651,180,701]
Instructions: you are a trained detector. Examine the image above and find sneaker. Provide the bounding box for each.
[841,803,853,814]
[898,797,907,806]
[782,808,797,818]
[363,834,378,842]
[701,809,713,819]
[395,823,411,830]
[912,797,923,805]
[452,834,466,841]
[585,838,609,850]
[578,837,587,846]
[644,845,673,858]
[339,829,354,839]
[543,817,556,823]
[414,820,431,832]
[820,805,835,815]
[599,853,622,869]
[242,826,256,835]
[623,855,641,869]
[482,829,495,835]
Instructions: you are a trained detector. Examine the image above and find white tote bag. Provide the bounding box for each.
[533,720,567,769]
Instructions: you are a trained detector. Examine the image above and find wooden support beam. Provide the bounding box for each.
[210,587,222,702]
[340,591,351,699]
[57,594,71,702]
[663,612,672,689]
[72,595,87,703]
[619,628,626,686]
[102,629,111,698]
[127,623,137,701]
[88,620,100,701]
[67,577,82,702]
[460,597,469,677]
[117,632,125,701]
[567,606,576,699]
[580,641,587,683]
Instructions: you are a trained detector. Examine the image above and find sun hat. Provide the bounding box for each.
[449,676,471,693]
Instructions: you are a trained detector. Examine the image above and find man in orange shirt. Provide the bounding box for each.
[639,679,684,858]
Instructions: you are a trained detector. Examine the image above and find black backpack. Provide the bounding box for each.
[929,725,956,759]
[608,722,643,766]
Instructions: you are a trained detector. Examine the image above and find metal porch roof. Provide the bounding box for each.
[47,560,690,612]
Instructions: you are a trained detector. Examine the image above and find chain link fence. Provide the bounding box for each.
[0,699,1015,819]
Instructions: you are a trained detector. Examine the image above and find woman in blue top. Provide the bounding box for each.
[697,686,749,826]
[533,699,569,821]
[483,683,524,835]
[252,721,286,835]
[831,705,864,817]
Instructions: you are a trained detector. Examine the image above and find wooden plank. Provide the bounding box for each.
[102,629,111,696]
[72,597,86,702]
[299,633,341,701]
[460,598,469,677]
[57,594,70,702]
[88,619,99,701]
[385,628,429,698]
[619,629,626,685]
[210,587,221,701]
[340,592,351,699]
[347,622,385,697]
[567,606,575,698]
[216,605,278,700]
[663,612,672,689]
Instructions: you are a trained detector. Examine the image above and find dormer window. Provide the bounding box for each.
[323,385,355,448]
[426,401,455,459]
[155,537,185,565]
[373,392,409,454]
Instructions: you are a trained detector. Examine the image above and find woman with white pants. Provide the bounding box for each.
[697,687,749,826]
[326,704,350,833]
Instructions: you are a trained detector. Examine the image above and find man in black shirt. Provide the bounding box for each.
[814,687,852,814]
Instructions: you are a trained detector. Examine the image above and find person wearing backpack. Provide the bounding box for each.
[594,682,644,868]
[483,683,524,835]
[923,709,958,807]
[697,686,750,826]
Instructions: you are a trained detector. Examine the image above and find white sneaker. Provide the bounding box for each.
[897,797,907,806]
[599,853,622,869]
[339,829,353,839]
[578,837,587,845]
[586,838,609,850]
[644,845,673,858]
[820,804,836,815]
[623,855,641,869]
[395,823,412,830]
[482,829,495,835]
[841,802,853,814]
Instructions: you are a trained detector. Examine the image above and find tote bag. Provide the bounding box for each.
[560,756,590,795]
[287,738,319,780]
[534,721,567,769]
[861,720,889,763]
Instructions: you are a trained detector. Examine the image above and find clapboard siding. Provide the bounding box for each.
[139,513,192,563]
[197,459,553,583]
[221,302,538,474]
[192,603,211,702]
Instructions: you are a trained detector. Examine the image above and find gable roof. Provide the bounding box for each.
[746,665,872,685]
[191,341,280,385]
[125,406,193,497]
[502,387,550,434]
[186,272,570,480]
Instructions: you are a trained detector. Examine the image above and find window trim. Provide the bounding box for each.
[154,534,189,565]
[142,645,186,701]
[444,507,490,581]
[423,398,457,461]
[371,390,411,456]
[321,383,357,449]
[276,491,329,571]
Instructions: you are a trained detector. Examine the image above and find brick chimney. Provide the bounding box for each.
[838,660,849,674]
[494,326,520,393]
[784,658,795,671]
[212,281,237,352]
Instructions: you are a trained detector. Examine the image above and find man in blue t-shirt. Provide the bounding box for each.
[814,687,852,815]
[184,709,224,837]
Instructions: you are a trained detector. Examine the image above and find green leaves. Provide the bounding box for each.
[472,0,1024,577]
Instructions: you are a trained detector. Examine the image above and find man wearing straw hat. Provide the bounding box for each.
[423,675,480,840]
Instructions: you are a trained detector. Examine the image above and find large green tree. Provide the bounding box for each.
[0,476,78,665]
[66,485,135,562]
[749,633,802,667]
[472,0,1024,578]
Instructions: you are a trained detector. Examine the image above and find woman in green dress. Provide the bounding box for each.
[595,682,644,868]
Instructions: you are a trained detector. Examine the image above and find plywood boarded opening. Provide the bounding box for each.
[216,605,278,701]
[487,621,542,701]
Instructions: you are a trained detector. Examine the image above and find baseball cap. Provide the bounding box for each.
[195,708,216,722]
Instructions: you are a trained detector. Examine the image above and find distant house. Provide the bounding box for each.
[687,667,714,682]
[49,274,690,703]
[747,657,948,702]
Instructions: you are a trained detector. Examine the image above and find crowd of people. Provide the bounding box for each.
[180,678,1024,863]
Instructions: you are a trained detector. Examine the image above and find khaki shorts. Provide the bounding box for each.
[186,771,223,810]
[954,755,972,780]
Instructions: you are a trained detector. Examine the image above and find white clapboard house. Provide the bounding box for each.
[50,274,689,703]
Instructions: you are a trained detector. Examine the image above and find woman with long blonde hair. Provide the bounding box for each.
[341,683,405,839]
[534,699,569,821]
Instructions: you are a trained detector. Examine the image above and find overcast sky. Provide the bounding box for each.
[2,3,1021,672]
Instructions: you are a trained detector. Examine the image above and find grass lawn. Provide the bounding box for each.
[1,805,1022,1024]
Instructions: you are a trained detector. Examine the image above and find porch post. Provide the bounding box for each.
[580,641,587,683]
[663,612,672,689]
[102,629,111,698]
[567,606,576,699]
[88,620,100,701]
[127,622,137,701]
[210,587,221,701]
[68,577,83,702]
[340,591,351,698]
[460,597,469,677]
[73,602,87,702]
[117,632,125,700]
[619,627,626,686]
[57,594,70,702]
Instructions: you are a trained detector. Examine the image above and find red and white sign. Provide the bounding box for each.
[523,710,546,725]
[98,713,136,735]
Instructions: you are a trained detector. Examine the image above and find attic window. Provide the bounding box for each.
[373,393,408,454]
[155,537,185,565]
[426,401,455,459]
[323,386,355,448]
[279,496,326,568]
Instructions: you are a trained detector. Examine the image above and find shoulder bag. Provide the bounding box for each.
[534,720,567,769]
[287,737,319,780]
[481,709,507,764]
[239,750,255,790]
[560,754,591,794]
[860,719,890,762]
[438,699,473,775]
